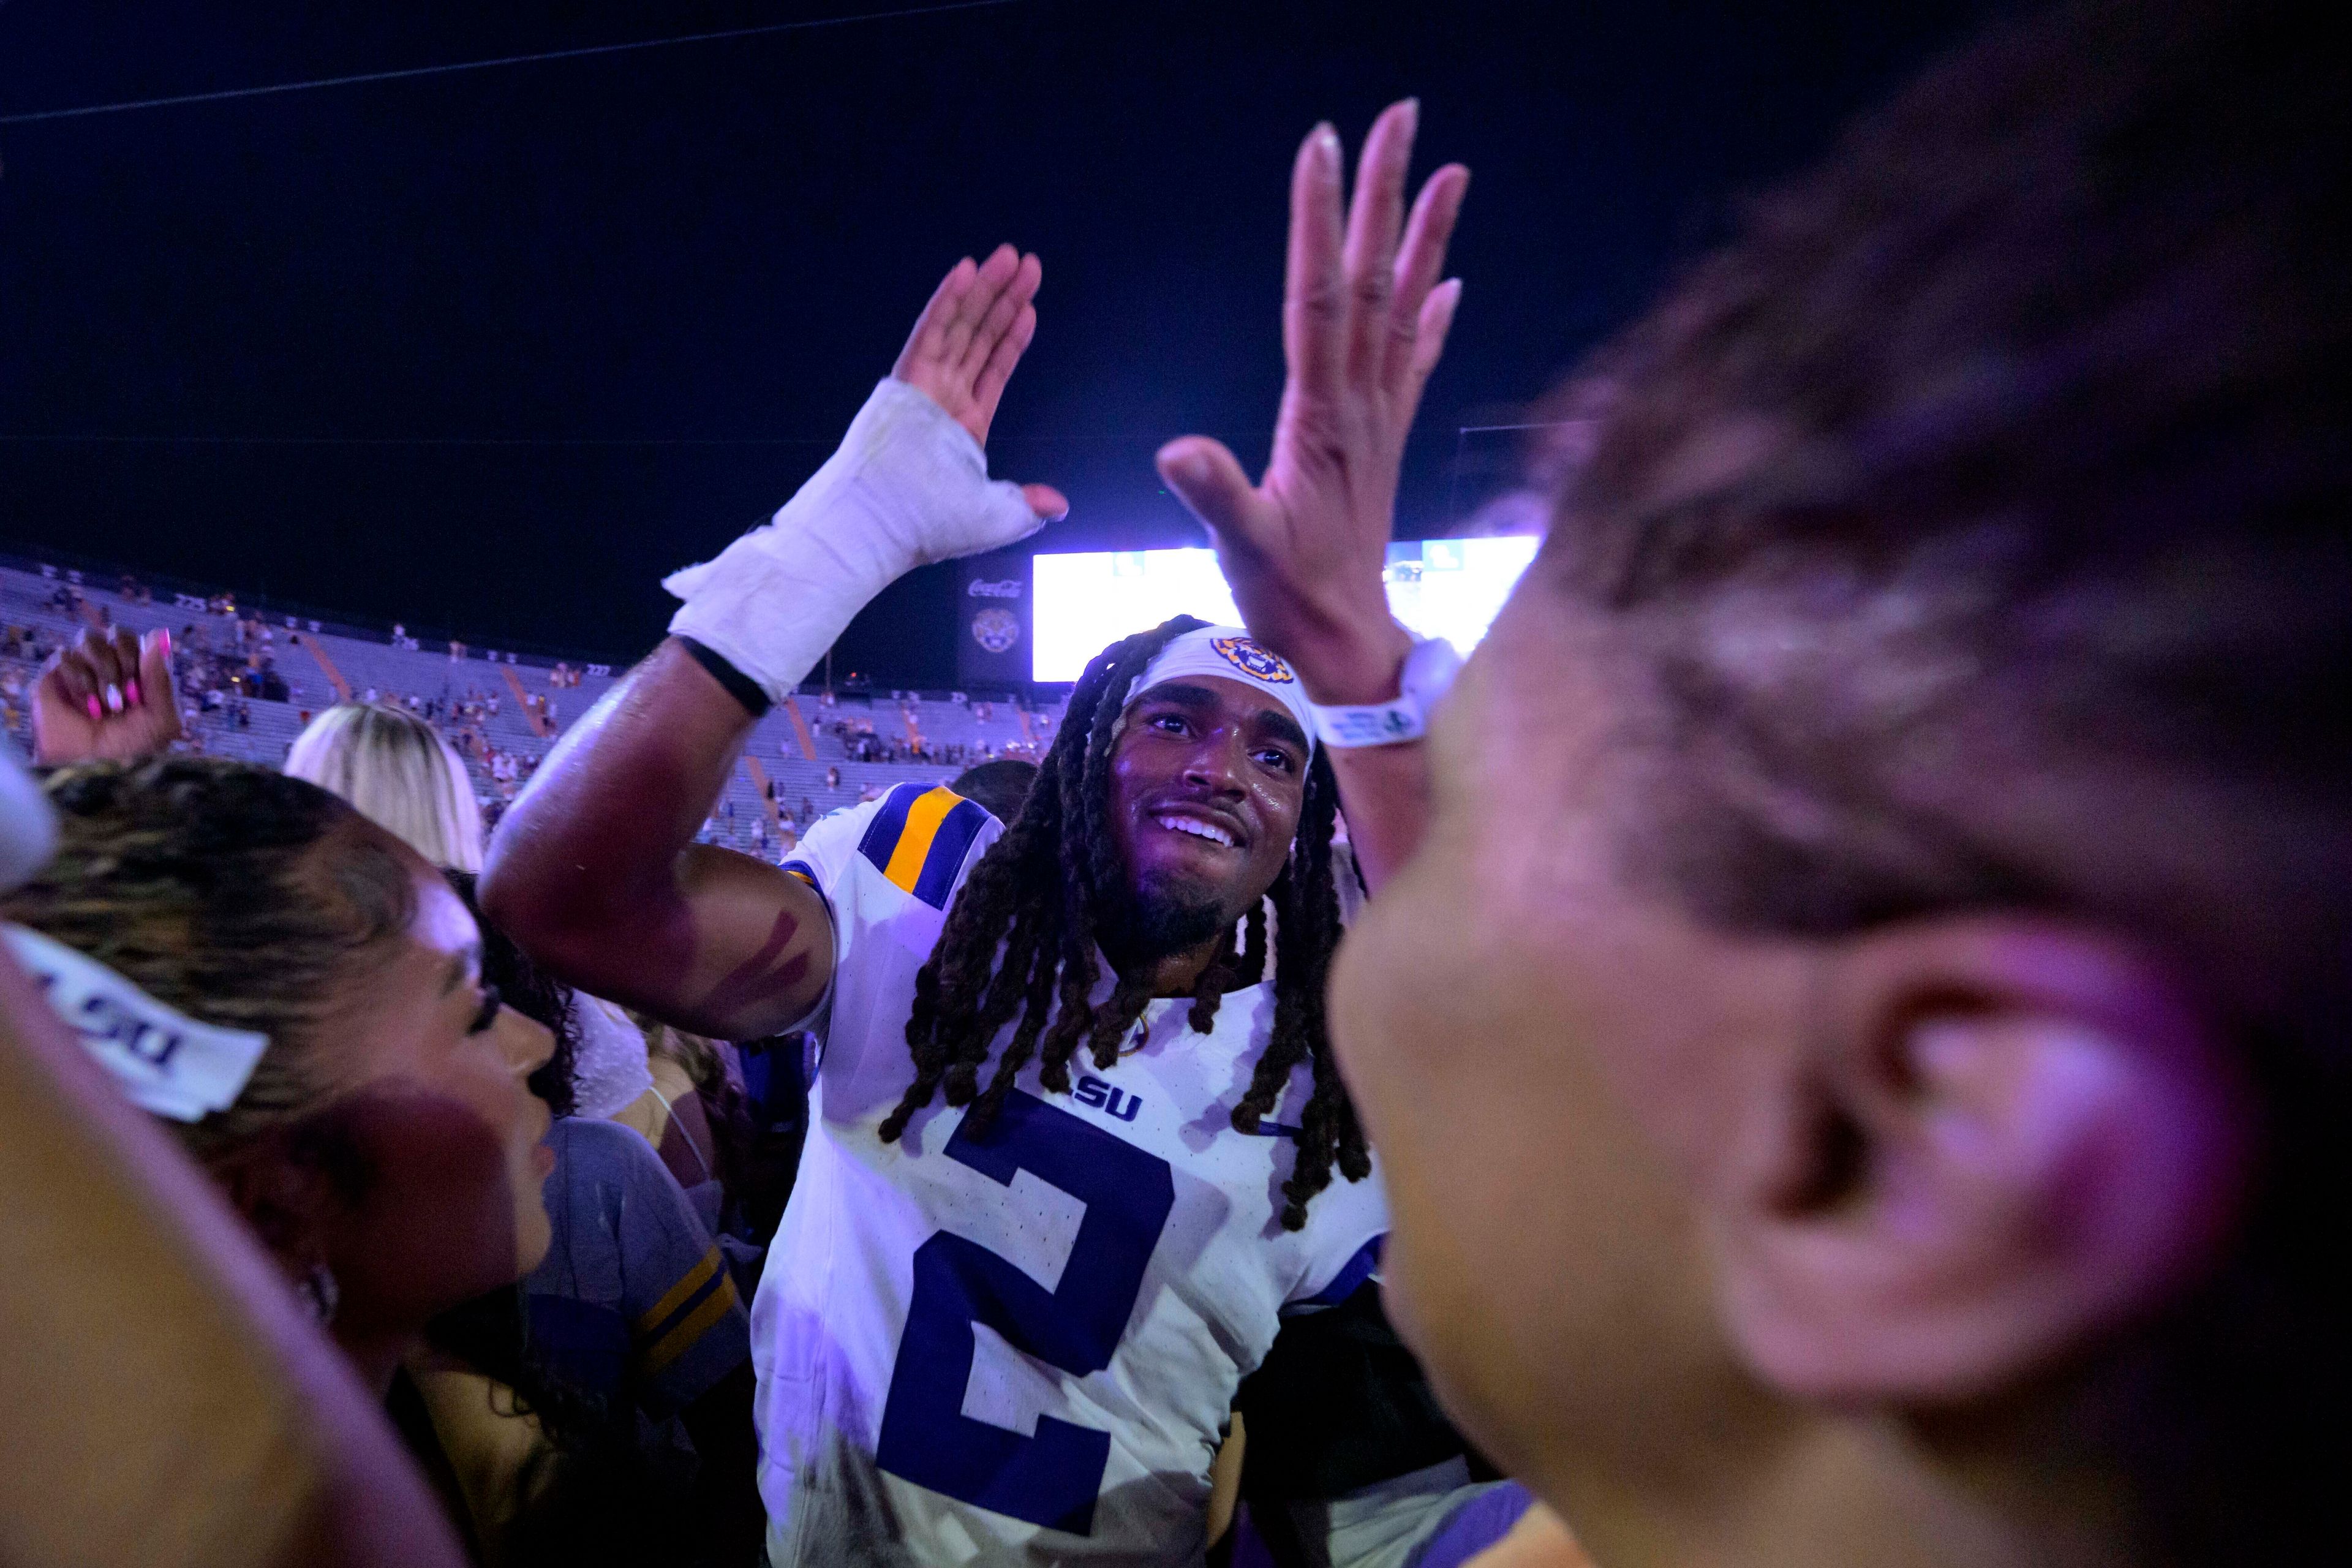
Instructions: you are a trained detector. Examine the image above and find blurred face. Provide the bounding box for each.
[1106,677,1310,952]
[309,838,556,1338]
[1329,589,1809,1509]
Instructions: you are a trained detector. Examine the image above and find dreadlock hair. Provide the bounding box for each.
[878,615,1370,1228]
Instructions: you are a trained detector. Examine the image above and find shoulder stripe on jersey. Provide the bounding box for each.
[910,796,990,907]
[855,782,927,872]
[858,783,990,909]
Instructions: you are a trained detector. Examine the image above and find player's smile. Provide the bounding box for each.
[1147,801,1249,853]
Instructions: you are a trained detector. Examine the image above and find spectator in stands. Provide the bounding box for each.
[285,703,486,872]
[947,758,1037,825]
[823,765,839,791]
[0,666,26,737]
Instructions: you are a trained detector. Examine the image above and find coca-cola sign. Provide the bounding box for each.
[966,579,1023,599]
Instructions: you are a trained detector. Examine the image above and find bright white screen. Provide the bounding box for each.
[1030,537,1540,682]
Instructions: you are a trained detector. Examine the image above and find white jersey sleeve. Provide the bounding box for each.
[780,783,1000,1080]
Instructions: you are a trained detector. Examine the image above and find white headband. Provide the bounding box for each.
[1120,626,1317,752]
[3,924,269,1123]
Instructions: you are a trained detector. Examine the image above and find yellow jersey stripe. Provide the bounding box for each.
[880,786,960,896]
[635,1247,720,1339]
[640,1272,741,1379]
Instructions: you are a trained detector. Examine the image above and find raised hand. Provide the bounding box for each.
[1155,100,1468,703]
[894,243,1068,522]
[34,627,184,765]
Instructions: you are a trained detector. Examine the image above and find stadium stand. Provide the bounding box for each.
[1,555,1062,858]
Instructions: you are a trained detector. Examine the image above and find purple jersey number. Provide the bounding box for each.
[875,1089,1176,1534]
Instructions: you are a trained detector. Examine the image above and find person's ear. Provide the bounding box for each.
[209,1134,341,1283]
[1709,917,2254,1403]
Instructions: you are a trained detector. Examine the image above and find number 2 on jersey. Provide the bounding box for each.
[875,1089,1176,1534]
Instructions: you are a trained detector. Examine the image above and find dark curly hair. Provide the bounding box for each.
[877,616,1368,1229]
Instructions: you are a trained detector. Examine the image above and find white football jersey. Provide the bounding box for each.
[753,783,1387,1568]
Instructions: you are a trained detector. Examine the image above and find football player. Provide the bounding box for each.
[486,102,1482,1566]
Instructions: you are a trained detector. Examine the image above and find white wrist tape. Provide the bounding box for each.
[665,377,1045,704]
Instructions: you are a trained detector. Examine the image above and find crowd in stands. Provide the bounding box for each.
[2,559,1070,865]
[824,694,1045,768]
[4,8,2343,1568]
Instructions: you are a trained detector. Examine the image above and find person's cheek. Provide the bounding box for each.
[326,1086,527,1321]
[1327,868,1452,1287]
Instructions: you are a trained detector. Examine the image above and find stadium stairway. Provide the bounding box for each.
[500,665,553,739]
[780,696,817,760]
[298,635,352,702]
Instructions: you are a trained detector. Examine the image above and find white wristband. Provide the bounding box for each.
[1306,636,1463,750]
[664,378,1045,705]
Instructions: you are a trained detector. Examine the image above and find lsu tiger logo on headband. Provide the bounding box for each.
[1210,635,1297,685]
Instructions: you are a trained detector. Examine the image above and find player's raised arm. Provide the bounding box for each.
[1156,101,1468,892]
[483,248,1065,1040]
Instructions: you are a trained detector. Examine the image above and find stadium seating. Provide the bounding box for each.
[2,559,1062,858]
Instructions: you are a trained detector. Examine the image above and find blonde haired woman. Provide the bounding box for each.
[285,703,486,872]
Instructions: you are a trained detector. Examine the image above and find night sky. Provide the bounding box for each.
[2,1,1989,682]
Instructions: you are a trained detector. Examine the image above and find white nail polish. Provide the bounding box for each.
[104,683,123,713]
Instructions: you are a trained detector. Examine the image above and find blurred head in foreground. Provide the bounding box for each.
[1333,2,2348,1561]
[286,702,485,872]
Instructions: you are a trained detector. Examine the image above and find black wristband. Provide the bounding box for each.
[674,635,772,718]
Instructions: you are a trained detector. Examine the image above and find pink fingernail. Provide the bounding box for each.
[87,696,102,720]
[126,679,141,705]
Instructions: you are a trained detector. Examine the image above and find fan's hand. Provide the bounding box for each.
[892,243,1068,522]
[34,627,184,764]
[1156,100,1468,703]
